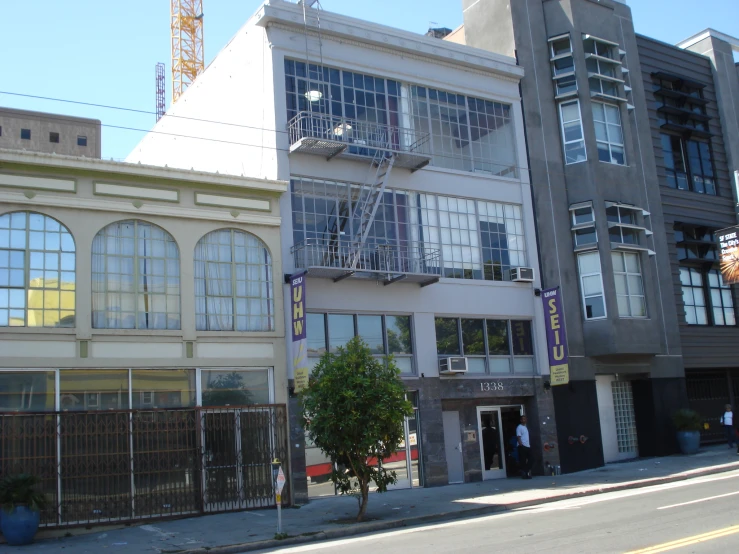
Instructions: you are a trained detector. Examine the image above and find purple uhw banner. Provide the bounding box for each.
[290,271,309,392]
[541,286,570,386]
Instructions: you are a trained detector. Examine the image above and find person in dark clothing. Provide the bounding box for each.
[482,418,498,471]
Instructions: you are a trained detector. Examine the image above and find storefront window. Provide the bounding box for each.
[308,313,415,374]
[200,369,270,406]
[328,314,354,352]
[0,371,56,411]
[436,318,536,375]
[60,370,129,411]
[131,369,196,409]
[435,317,461,355]
[357,315,384,354]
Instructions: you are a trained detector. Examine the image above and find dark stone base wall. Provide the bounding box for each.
[552,380,605,473]
[409,376,559,485]
[633,377,688,457]
[287,390,309,505]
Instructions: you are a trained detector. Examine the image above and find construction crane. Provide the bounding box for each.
[171,0,204,103]
[155,62,166,121]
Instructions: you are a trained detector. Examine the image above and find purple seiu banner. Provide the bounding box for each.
[290,272,309,392]
[541,287,569,385]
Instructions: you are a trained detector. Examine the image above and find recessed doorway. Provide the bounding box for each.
[477,405,525,480]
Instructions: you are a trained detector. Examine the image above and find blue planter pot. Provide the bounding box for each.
[1,506,41,546]
[676,430,701,455]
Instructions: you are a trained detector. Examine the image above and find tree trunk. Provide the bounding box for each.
[356,478,370,522]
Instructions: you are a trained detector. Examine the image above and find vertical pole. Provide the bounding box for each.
[277,498,282,534]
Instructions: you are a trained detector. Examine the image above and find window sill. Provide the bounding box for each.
[196,331,281,339]
[437,278,534,288]
[91,329,184,337]
[0,327,77,335]
[421,165,521,184]
[598,160,628,167]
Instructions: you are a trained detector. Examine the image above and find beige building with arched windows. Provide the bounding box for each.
[0,147,291,527]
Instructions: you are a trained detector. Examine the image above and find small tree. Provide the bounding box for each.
[301,336,412,522]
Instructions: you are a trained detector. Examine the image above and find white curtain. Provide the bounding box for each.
[195,230,234,331]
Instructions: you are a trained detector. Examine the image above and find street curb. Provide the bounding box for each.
[163,460,739,554]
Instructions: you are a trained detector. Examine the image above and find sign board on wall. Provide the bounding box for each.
[290,271,309,393]
[716,225,739,286]
[541,287,569,386]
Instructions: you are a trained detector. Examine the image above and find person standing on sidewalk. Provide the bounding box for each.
[516,415,532,479]
[721,404,734,448]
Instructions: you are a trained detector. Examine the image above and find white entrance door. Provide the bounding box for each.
[477,407,506,480]
[596,375,639,462]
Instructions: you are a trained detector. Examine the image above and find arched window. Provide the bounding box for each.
[194,229,274,331]
[92,220,180,329]
[0,211,75,327]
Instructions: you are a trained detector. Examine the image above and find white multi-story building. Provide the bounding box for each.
[128,0,559,501]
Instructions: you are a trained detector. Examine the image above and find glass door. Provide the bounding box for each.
[477,407,506,480]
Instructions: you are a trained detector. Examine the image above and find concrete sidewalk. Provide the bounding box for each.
[9,445,739,554]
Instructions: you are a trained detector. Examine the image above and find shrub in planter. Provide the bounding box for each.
[673,409,703,455]
[0,474,48,546]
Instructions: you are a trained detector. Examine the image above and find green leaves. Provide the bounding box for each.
[300,336,413,521]
[0,474,48,513]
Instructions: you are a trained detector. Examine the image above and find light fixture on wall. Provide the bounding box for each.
[333,122,352,136]
[304,90,323,102]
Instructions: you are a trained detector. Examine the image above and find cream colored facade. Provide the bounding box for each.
[0,148,288,408]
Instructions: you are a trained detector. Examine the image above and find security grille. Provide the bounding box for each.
[612,381,638,454]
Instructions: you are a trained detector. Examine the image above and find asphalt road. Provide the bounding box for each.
[259,469,739,554]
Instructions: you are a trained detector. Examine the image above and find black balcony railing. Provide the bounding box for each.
[287,112,431,170]
[292,238,440,283]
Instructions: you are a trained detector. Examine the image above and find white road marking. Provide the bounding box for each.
[657,490,739,510]
[268,471,739,553]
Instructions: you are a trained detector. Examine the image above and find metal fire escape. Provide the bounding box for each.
[290,1,438,286]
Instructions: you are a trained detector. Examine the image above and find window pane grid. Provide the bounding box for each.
[559,100,586,164]
[195,229,274,332]
[92,220,180,330]
[593,102,625,165]
[578,252,606,319]
[680,267,708,325]
[612,251,646,318]
[0,211,75,328]
[285,59,517,178]
[707,269,736,326]
[435,317,534,375]
[291,179,527,283]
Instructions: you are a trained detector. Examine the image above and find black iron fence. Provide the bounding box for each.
[0,405,290,528]
[686,372,732,444]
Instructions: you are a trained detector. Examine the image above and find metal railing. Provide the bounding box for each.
[0,405,290,528]
[287,111,431,156]
[291,238,441,276]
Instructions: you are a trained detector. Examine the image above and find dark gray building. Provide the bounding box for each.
[636,30,739,442]
[456,0,688,471]
[0,107,101,158]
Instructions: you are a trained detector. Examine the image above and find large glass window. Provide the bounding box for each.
[612,252,646,318]
[194,229,274,332]
[0,211,75,328]
[132,369,196,409]
[201,369,270,406]
[680,267,708,325]
[291,178,527,282]
[92,220,179,330]
[0,371,56,411]
[578,252,606,320]
[607,206,639,245]
[593,102,625,165]
[660,134,716,195]
[435,317,534,375]
[708,269,736,326]
[559,100,586,164]
[60,369,130,411]
[310,313,414,374]
[571,205,597,248]
[284,59,517,177]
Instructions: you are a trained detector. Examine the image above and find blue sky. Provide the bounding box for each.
[2,0,737,160]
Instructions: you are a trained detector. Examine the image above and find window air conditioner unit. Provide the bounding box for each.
[510,266,535,282]
[439,357,468,375]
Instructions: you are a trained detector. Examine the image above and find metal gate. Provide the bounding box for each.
[0,405,290,528]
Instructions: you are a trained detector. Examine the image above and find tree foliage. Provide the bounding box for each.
[300,336,412,521]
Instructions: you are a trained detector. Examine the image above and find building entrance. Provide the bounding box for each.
[476,405,524,480]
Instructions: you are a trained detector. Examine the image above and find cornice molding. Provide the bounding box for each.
[256,1,523,82]
[0,190,283,227]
